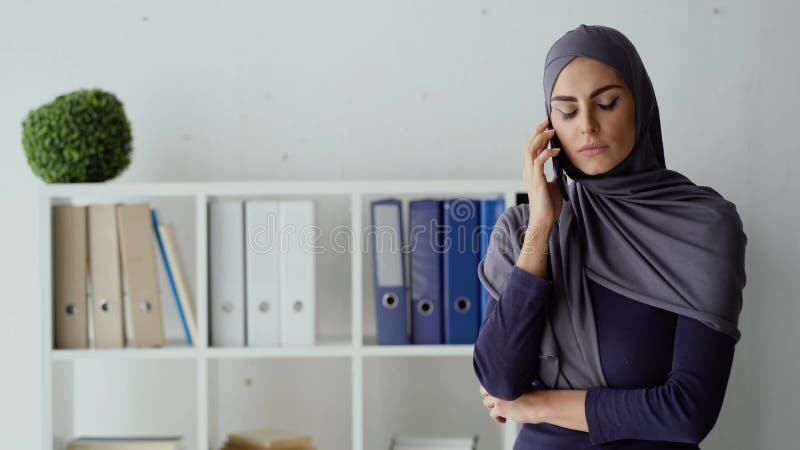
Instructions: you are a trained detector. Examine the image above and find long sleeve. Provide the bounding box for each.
[472,265,553,401]
[584,314,737,445]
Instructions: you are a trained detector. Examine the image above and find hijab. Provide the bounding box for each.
[477,24,748,390]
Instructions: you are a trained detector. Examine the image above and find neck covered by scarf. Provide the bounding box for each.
[477,24,747,390]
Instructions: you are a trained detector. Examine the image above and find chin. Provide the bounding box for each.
[575,163,612,176]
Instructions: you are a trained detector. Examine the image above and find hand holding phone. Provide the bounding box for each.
[523,118,566,229]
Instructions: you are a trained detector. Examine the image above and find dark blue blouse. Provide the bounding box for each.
[473,265,736,449]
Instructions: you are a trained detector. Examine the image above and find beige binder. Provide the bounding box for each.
[159,222,198,345]
[52,205,89,349]
[88,204,125,348]
[116,203,165,347]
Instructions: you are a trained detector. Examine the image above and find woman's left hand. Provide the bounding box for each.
[479,385,545,425]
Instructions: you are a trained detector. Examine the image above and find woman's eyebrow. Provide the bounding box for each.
[550,84,623,102]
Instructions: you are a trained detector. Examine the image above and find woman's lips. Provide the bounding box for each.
[579,144,608,155]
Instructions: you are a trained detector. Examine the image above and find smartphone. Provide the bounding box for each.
[547,123,570,202]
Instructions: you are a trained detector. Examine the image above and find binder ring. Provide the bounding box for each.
[138,299,152,313]
[382,293,399,310]
[417,299,434,316]
[99,299,111,313]
[65,303,77,315]
[259,301,270,313]
[455,296,471,313]
[293,300,304,312]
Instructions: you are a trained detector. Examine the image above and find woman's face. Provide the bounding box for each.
[550,56,636,176]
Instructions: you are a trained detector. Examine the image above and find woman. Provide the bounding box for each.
[472,24,747,449]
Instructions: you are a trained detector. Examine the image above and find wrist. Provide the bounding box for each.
[526,220,553,238]
[522,223,552,255]
[525,390,551,424]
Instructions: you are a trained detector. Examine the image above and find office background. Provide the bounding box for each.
[1,0,797,448]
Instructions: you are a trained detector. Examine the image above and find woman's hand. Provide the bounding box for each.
[524,118,564,229]
[479,385,545,425]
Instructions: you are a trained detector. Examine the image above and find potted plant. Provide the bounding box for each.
[22,88,133,183]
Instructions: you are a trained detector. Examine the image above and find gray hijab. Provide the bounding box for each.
[477,24,748,390]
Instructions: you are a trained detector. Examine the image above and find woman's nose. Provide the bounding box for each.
[579,111,599,135]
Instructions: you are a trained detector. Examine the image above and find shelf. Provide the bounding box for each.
[40,180,525,198]
[41,180,523,450]
[51,342,476,360]
[51,347,198,361]
[361,343,474,358]
[206,338,353,359]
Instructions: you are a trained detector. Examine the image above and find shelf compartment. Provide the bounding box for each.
[360,190,507,346]
[207,357,351,449]
[51,359,198,450]
[363,356,501,450]
[207,193,352,349]
[47,195,198,352]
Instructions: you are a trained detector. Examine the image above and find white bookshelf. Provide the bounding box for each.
[40,180,526,450]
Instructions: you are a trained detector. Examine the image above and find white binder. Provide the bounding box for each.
[279,200,316,346]
[245,201,281,347]
[209,201,245,347]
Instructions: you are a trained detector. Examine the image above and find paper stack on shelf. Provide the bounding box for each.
[67,436,182,450]
[220,426,315,450]
[390,434,478,450]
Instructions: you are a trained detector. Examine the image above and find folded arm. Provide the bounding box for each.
[582,315,737,445]
[472,265,553,401]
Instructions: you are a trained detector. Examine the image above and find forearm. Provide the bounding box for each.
[515,221,552,279]
[536,389,589,432]
[473,265,552,401]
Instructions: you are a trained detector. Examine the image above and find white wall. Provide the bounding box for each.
[1,0,797,448]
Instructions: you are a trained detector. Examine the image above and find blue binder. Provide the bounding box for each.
[409,200,444,345]
[443,199,481,344]
[479,199,506,323]
[370,199,410,345]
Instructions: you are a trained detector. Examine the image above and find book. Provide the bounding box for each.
[67,436,182,450]
[153,212,198,346]
[225,427,313,449]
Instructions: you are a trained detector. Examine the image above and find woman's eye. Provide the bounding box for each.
[598,97,619,111]
[560,110,578,120]
[560,98,619,120]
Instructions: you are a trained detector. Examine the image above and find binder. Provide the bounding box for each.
[245,200,281,347]
[152,209,194,346]
[52,205,89,349]
[87,204,125,348]
[409,200,444,345]
[209,201,246,347]
[370,199,409,345]
[116,203,165,348]
[158,222,198,346]
[279,200,316,346]
[479,198,506,323]
[442,199,481,344]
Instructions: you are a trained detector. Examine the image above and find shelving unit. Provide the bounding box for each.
[40,180,526,450]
